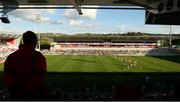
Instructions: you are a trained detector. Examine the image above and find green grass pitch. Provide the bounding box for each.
[0,55,179,72]
[0,55,179,91]
[46,55,180,72]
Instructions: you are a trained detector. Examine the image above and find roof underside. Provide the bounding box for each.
[0,0,160,9]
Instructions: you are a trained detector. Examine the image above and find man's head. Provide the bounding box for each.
[23,31,37,48]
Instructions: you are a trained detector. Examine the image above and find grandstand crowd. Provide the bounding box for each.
[0,44,17,63]
[44,47,180,56]
[1,44,180,64]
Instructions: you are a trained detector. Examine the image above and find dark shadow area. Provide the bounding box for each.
[146,11,180,25]
[150,56,180,64]
[1,71,180,100]
[145,48,180,64]
[145,48,180,57]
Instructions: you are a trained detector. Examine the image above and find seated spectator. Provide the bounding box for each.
[4,31,47,100]
[112,84,142,100]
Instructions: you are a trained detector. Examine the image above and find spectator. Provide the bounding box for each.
[4,31,47,100]
[54,88,63,99]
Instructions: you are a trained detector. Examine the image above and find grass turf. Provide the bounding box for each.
[45,55,180,72]
[0,55,180,92]
[44,55,180,92]
[0,55,179,72]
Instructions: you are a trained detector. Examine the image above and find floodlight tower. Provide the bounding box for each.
[36,14,41,51]
[169,25,172,48]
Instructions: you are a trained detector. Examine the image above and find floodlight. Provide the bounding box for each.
[0,16,10,24]
[0,14,10,24]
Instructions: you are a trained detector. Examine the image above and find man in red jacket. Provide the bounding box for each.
[4,31,47,100]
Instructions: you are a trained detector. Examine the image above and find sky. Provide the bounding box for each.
[0,7,180,35]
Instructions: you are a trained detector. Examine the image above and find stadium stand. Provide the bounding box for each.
[44,48,180,56]
[0,34,179,100]
[46,35,180,56]
[0,34,20,63]
[52,36,161,48]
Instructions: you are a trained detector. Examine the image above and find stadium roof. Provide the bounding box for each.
[1,0,180,25]
[0,0,157,7]
[53,36,172,43]
[0,34,20,39]
[0,0,159,14]
[54,35,170,39]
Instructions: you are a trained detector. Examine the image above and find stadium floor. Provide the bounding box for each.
[46,55,180,72]
[0,55,180,100]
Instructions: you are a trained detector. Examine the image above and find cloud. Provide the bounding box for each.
[46,9,56,14]
[69,19,93,28]
[9,9,48,22]
[82,9,97,19]
[63,9,97,20]
[8,9,62,25]
[63,9,79,20]
[86,24,173,34]
[0,27,22,34]
[63,8,98,29]
[50,20,63,25]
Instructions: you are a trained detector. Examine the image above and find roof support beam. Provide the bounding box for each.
[126,0,154,10]
[69,0,83,15]
[0,6,146,10]
[1,0,19,14]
